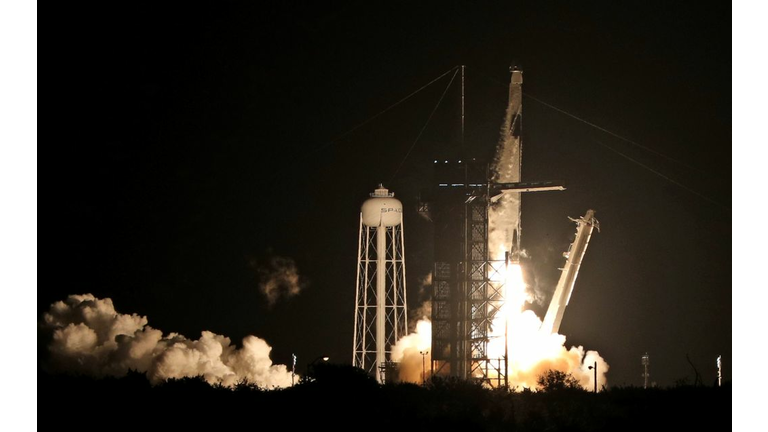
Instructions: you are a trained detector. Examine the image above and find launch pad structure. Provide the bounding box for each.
[423,160,507,385]
[422,68,566,387]
[351,66,597,387]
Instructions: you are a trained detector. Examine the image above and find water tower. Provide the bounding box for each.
[352,184,408,383]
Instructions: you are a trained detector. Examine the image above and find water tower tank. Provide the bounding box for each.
[353,184,408,383]
[361,185,403,227]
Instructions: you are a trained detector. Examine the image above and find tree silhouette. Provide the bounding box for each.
[536,369,583,392]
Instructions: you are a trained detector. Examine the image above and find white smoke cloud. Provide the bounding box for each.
[257,256,306,306]
[411,300,432,327]
[42,294,293,388]
[391,319,432,383]
[487,306,610,391]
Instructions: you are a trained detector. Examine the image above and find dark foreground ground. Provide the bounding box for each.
[38,364,730,431]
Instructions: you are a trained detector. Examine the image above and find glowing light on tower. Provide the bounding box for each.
[353,185,408,383]
[642,352,650,389]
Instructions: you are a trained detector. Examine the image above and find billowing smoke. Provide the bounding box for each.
[392,265,609,390]
[257,255,306,306]
[41,294,293,388]
[411,300,431,330]
[486,286,610,390]
[391,319,432,383]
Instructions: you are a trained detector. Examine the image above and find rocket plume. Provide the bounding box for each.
[41,294,293,388]
[486,262,609,390]
[485,109,609,389]
[392,263,608,389]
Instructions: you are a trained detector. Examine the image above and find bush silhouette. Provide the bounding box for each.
[537,369,584,392]
[39,366,731,431]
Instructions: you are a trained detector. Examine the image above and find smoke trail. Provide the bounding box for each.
[256,255,306,307]
[41,294,293,388]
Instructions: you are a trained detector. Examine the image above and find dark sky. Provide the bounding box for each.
[44,1,731,387]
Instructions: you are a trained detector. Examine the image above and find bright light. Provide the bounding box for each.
[391,251,608,390]
[481,252,608,390]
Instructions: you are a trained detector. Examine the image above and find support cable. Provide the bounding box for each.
[470,67,704,174]
[469,68,726,210]
[593,139,729,210]
[524,93,705,174]
[314,66,460,156]
[268,66,459,183]
[389,68,459,182]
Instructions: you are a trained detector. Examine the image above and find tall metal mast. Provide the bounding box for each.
[461,65,465,149]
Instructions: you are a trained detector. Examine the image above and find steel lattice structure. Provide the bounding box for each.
[427,161,508,387]
[425,68,563,387]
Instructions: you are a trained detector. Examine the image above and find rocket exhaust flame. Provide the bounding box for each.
[41,294,294,388]
[393,256,609,390]
[486,258,609,390]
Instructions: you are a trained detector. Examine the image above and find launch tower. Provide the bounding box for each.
[424,68,564,387]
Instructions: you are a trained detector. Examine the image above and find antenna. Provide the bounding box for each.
[717,355,722,387]
[461,65,465,150]
[641,352,650,389]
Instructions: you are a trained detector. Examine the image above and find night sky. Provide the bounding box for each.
[42,1,731,388]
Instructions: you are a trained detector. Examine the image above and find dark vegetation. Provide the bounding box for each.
[39,364,730,431]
